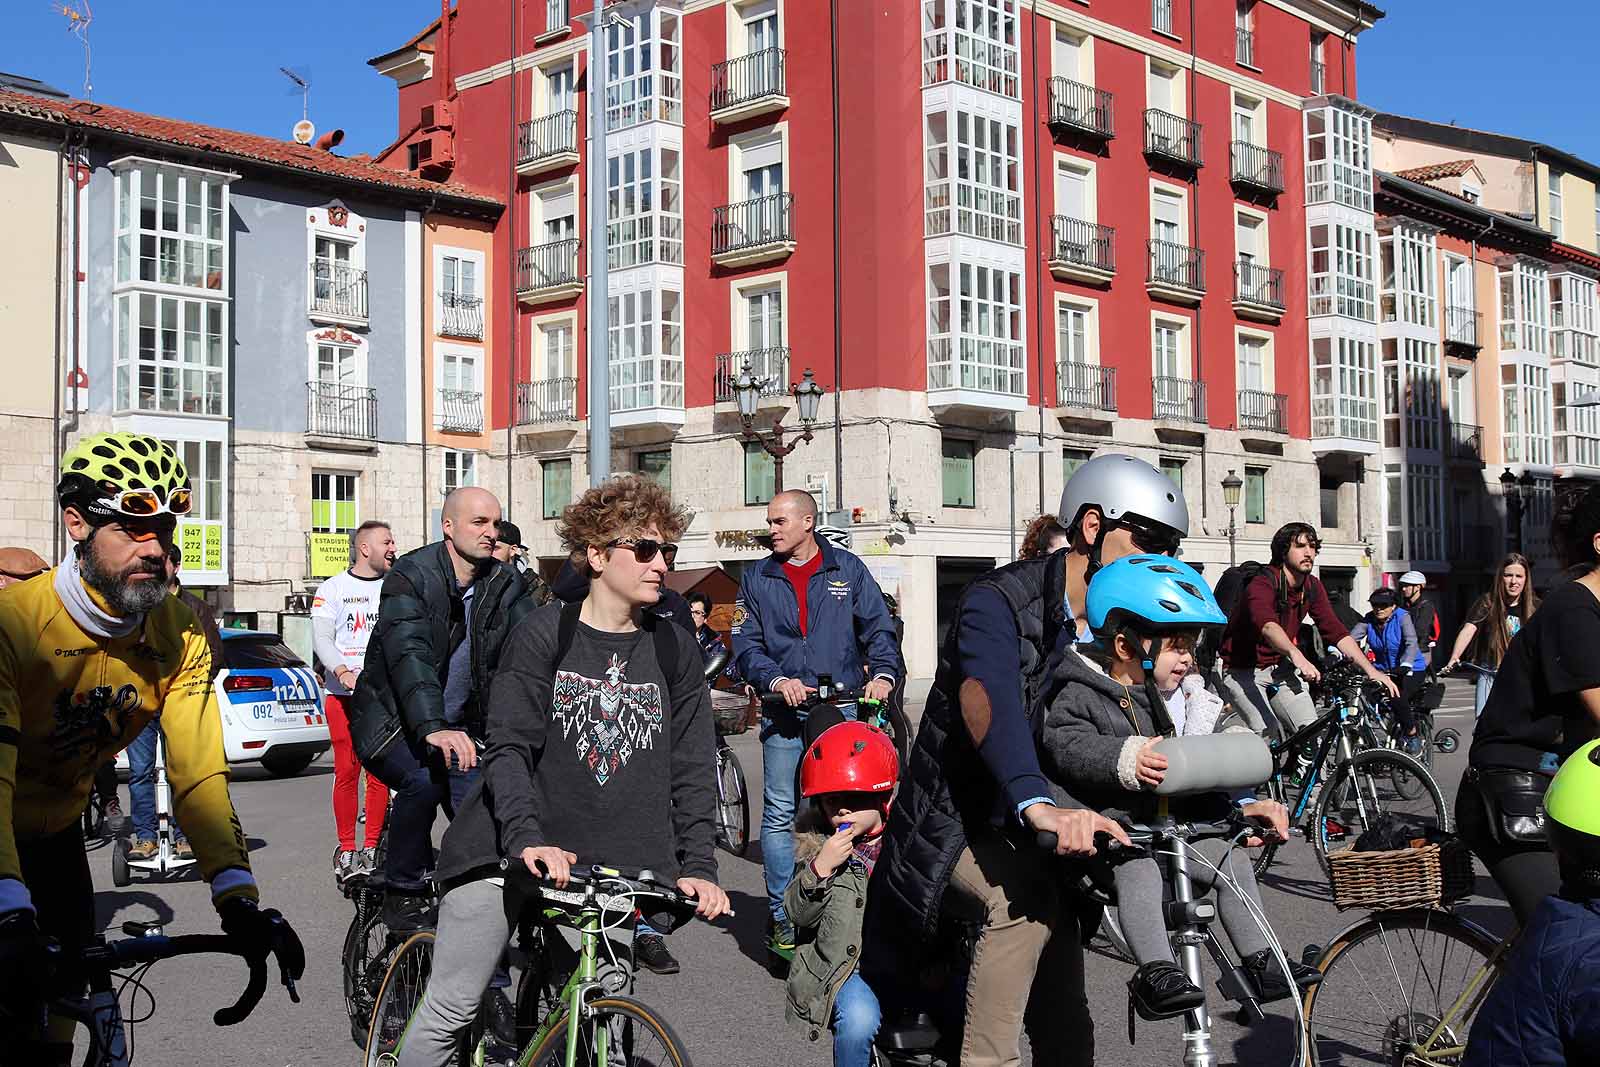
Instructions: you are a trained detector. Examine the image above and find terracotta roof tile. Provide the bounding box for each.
[1394,159,1477,183]
[0,88,499,210]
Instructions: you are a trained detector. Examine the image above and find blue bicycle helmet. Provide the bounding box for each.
[1086,555,1227,637]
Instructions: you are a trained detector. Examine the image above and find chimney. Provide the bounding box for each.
[316,129,345,152]
[436,0,451,105]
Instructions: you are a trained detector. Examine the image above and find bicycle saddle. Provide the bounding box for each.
[1150,733,1272,796]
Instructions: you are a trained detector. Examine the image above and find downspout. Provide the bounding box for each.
[1187,0,1207,522]
[68,134,83,441]
[830,0,844,513]
[505,0,519,517]
[52,127,70,559]
[422,193,437,539]
[1029,6,1046,514]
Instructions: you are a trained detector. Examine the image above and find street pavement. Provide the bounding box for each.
[84,676,1510,1066]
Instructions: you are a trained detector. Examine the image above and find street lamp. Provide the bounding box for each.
[737,363,825,494]
[1008,440,1050,560]
[1500,468,1525,554]
[1222,469,1244,566]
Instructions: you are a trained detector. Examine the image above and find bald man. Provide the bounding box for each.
[347,486,535,947]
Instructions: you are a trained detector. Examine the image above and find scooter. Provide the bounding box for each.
[110,731,198,886]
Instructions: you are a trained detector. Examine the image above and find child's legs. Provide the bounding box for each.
[1189,838,1271,959]
[831,972,881,1067]
[1111,857,1174,965]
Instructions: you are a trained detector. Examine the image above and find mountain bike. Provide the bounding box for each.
[1223,661,1449,879]
[11,919,299,1066]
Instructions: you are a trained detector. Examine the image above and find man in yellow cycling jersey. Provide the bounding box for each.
[0,432,303,1064]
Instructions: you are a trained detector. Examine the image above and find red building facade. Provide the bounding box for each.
[372,0,1382,680]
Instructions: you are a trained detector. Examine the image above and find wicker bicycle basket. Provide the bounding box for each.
[1327,837,1476,911]
[711,690,751,736]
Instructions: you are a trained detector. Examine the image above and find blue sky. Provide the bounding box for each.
[4,1,1598,163]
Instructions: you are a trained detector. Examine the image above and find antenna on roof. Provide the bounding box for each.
[279,65,315,144]
[54,1,94,97]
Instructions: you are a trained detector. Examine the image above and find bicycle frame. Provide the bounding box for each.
[1268,703,1356,825]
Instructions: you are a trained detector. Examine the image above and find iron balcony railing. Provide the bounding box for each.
[1444,305,1482,347]
[1450,422,1484,463]
[714,348,790,403]
[1230,141,1284,193]
[1238,388,1287,434]
[1152,0,1174,34]
[1056,361,1117,412]
[1148,239,1204,292]
[439,292,483,339]
[516,111,578,166]
[1235,260,1285,309]
[1236,26,1255,67]
[516,377,578,424]
[709,47,787,113]
[435,389,483,434]
[1310,59,1326,94]
[1143,108,1202,166]
[517,239,581,293]
[1050,216,1116,274]
[711,192,794,257]
[1046,77,1114,139]
[306,381,376,440]
[310,263,368,320]
[1153,377,1206,424]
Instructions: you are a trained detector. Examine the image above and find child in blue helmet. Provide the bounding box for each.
[1036,555,1320,1019]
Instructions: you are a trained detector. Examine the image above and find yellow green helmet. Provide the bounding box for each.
[58,432,191,523]
[1545,740,1600,891]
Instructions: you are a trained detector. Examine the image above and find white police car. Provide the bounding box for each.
[212,629,331,775]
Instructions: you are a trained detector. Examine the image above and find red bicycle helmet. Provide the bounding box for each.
[799,721,899,797]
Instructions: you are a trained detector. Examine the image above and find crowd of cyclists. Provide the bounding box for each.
[3,431,1600,1065]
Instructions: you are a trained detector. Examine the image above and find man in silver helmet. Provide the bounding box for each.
[867,453,1189,1067]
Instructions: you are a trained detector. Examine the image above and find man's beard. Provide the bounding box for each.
[78,536,170,616]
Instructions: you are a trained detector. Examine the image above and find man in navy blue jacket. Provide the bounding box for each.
[731,489,901,956]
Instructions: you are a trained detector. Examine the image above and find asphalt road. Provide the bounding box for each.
[83,676,1507,1067]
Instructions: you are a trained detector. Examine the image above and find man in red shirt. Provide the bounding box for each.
[1218,522,1398,739]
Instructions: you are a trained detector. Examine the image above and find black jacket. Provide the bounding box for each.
[866,552,1068,945]
[348,541,534,768]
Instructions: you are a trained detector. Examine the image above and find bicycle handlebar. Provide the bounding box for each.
[1034,813,1276,855]
[757,687,883,711]
[66,932,271,1027]
[498,858,721,915]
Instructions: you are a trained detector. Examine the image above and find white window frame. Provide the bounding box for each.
[305,201,368,324]
[726,0,784,59]
[1304,103,1374,212]
[537,58,578,118]
[1151,313,1192,379]
[727,122,789,204]
[603,8,683,131]
[1308,221,1377,321]
[442,449,478,495]
[608,281,685,412]
[1236,326,1275,393]
[1235,205,1269,267]
[436,344,483,395]
[112,158,231,296]
[920,0,1020,99]
[1150,180,1188,245]
[922,106,1023,246]
[1054,155,1097,224]
[306,327,369,388]
[113,291,228,416]
[1547,167,1564,236]
[1052,24,1094,85]
[1231,90,1266,148]
[433,244,487,332]
[532,310,579,382]
[926,259,1027,396]
[531,177,580,246]
[731,269,789,352]
[1146,58,1184,117]
[311,470,360,535]
[607,142,683,269]
[1056,294,1100,367]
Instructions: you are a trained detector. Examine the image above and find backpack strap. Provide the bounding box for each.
[555,600,688,703]
[554,600,583,670]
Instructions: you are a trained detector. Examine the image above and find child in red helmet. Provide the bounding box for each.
[784,719,899,1067]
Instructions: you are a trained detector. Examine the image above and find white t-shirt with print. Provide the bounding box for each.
[311,569,384,694]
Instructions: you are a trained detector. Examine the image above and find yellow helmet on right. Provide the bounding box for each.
[1544,740,1600,892]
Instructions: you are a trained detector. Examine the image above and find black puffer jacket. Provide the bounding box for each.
[347,540,533,770]
[865,552,1068,947]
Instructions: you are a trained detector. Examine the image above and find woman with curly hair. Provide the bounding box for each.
[393,475,730,1067]
[1017,514,1068,560]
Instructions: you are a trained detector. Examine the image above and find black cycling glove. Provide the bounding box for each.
[0,910,50,1026]
[218,897,305,994]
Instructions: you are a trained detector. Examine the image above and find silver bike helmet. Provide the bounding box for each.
[1059,454,1191,540]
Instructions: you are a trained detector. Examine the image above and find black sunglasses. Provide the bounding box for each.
[604,537,679,565]
[1121,520,1181,556]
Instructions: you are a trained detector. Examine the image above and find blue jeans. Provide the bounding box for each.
[367,737,479,893]
[832,973,881,1067]
[760,703,857,923]
[127,719,184,844]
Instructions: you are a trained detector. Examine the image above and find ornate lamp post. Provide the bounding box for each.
[736,362,825,494]
[1222,469,1244,566]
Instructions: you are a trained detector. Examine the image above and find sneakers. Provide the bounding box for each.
[1402,733,1425,757]
[1128,960,1206,1020]
[127,836,158,861]
[481,988,518,1048]
[1241,948,1323,1003]
[633,932,681,975]
[356,847,378,876]
[103,797,127,836]
[334,848,358,882]
[173,838,193,860]
[766,917,796,970]
[383,893,437,934]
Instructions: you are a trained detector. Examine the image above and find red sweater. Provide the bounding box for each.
[782,551,823,636]
[1220,570,1350,670]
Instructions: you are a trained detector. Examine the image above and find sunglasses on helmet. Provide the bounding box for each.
[106,487,192,518]
[604,537,679,565]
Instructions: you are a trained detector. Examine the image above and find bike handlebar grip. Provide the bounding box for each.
[1035,830,1059,851]
[212,954,267,1026]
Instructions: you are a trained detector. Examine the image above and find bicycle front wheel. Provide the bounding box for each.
[522,995,693,1067]
[714,745,750,857]
[1312,750,1449,873]
[1306,909,1503,1067]
[365,930,434,1066]
[344,906,392,1046]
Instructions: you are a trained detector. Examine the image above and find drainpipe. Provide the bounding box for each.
[52,128,70,559]
[830,0,844,512]
[1187,0,1207,522]
[422,194,437,539]
[505,0,519,517]
[67,136,83,442]
[1028,6,1046,514]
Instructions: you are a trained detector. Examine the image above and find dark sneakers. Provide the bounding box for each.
[1129,960,1206,1020]
[382,893,437,934]
[633,932,681,975]
[1241,948,1323,1002]
[481,988,518,1047]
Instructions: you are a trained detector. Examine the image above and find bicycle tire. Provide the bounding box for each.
[1311,750,1449,875]
[882,697,912,775]
[365,930,434,1067]
[343,906,391,1047]
[520,995,694,1067]
[1305,908,1503,1067]
[713,745,750,857]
